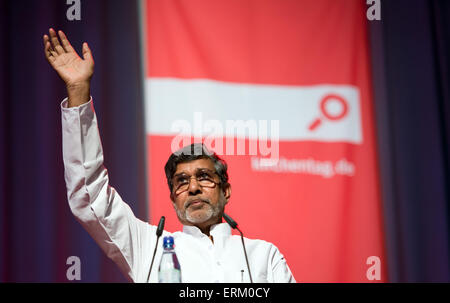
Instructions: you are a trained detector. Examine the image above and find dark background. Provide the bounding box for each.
[1,0,449,282]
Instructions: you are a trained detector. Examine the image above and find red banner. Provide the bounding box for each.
[142,0,386,282]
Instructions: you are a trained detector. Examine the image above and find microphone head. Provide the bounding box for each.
[156,216,165,236]
[223,213,238,229]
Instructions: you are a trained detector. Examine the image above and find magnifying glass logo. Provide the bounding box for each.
[308,94,349,131]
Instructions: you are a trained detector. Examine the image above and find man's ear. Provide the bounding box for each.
[169,192,175,204]
[222,183,231,202]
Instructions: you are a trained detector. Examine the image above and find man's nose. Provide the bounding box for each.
[188,177,202,195]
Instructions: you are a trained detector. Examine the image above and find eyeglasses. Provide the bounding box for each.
[172,169,220,195]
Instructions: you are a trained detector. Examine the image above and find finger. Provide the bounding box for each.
[58,30,75,53]
[43,35,53,52]
[43,34,49,47]
[44,41,57,63]
[48,42,58,58]
[43,35,50,54]
[82,42,93,62]
[43,36,50,56]
[49,28,65,55]
[43,36,53,59]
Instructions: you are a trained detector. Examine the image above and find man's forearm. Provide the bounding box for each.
[66,82,90,108]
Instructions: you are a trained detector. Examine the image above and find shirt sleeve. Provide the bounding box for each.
[61,97,155,282]
[269,244,297,283]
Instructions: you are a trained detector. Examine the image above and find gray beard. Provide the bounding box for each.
[175,199,226,225]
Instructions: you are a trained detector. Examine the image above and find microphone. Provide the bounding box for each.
[156,216,165,237]
[147,216,165,282]
[223,213,253,283]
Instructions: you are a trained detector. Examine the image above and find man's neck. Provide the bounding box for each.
[182,216,223,242]
[192,218,222,238]
[197,222,213,236]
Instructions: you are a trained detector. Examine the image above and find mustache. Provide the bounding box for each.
[185,198,210,209]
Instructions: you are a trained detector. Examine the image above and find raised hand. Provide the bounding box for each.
[43,28,94,107]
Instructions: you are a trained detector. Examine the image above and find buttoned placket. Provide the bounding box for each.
[200,234,223,283]
[182,223,232,282]
[214,236,231,283]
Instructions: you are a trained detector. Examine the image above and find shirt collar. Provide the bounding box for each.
[182,222,231,238]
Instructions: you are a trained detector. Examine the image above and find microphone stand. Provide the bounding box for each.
[236,225,253,283]
[147,216,165,282]
[223,213,253,283]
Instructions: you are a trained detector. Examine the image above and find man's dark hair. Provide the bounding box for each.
[164,143,229,193]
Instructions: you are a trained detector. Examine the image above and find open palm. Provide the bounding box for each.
[43,29,94,87]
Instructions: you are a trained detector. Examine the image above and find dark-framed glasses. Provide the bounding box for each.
[172,169,220,194]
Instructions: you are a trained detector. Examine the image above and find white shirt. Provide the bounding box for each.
[61,97,296,283]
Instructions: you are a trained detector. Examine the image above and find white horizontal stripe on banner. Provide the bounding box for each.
[145,78,362,144]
